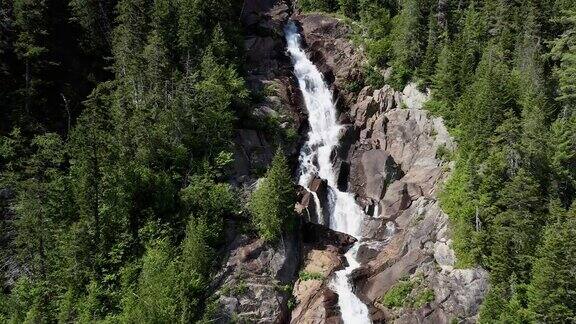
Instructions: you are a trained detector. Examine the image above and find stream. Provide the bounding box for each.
[285,21,372,324]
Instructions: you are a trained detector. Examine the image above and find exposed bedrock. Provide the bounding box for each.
[294,12,489,324]
[291,223,357,324]
[207,2,304,323]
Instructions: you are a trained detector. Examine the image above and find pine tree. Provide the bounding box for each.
[389,0,425,87]
[69,0,114,48]
[417,8,444,84]
[249,149,296,242]
[528,204,576,322]
[457,45,519,155]
[69,82,115,280]
[431,44,457,104]
[338,0,358,18]
[12,0,49,118]
[550,115,576,206]
[548,10,576,112]
[120,240,180,323]
[490,169,544,284]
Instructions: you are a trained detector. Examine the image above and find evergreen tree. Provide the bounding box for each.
[489,169,544,284]
[550,116,576,206]
[548,10,576,111]
[457,45,519,155]
[69,0,115,48]
[119,240,180,323]
[300,0,339,12]
[338,0,359,18]
[528,204,576,322]
[12,0,49,120]
[249,149,296,242]
[389,0,425,87]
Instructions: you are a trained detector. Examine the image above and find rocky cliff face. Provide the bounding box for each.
[292,12,489,324]
[206,1,302,323]
[213,2,488,323]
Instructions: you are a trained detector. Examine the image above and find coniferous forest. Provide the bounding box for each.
[1,0,576,322]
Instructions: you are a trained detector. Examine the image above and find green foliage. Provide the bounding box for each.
[550,116,576,206]
[435,144,452,161]
[413,288,435,308]
[366,39,392,67]
[338,0,359,18]
[298,271,325,281]
[478,284,509,323]
[0,0,249,321]
[119,240,180,323]
[248,149,296,242]
[381,278,415,308]
[299,0,339,12]
[489,169,545,284]
[2,0,576,321]
[334,0,576,320]
[548,10,576,109]
[344,79,365,93]
[363,66,387,89]
[389,0,425,88]
[381,275,435,310]
[439,159,479,268]
[527,204,576,322]
[457,46,520,155]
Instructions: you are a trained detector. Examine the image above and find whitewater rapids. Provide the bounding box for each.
[285,21,372,324]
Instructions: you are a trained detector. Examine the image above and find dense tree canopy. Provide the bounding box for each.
[1,0,576,321]
[0,0,284,321]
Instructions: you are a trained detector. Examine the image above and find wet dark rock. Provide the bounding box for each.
[302,222,356,252]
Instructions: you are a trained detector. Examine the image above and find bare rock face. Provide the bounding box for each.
[296,12,488,323]
[207,2,303,323]
[295,177,331,226]
[291,223,356,324]
[349,149,403,202]
[232,0,305,187]
[348,83,487,323]
[296,13,365,108]
[209,218,300,324]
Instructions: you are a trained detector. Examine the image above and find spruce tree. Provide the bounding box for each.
[528,205,576,322]
[389,0,425,87]
[249,149,296,242]
[548,10,576,112]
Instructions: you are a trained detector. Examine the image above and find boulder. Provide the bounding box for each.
[209,220,300,324]
[402,83,430,110]
[292,223,354,324]
[302,222,357,251]
[296,189,319,224]
[351,96,379,126]
[348,148,402,201]
[373,85,397,112]
[291,286,342,324]
[361,150,402,201]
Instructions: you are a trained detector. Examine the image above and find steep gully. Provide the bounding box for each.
[285,12,490,323]
[285,21,372,323]
[209,2,488,322]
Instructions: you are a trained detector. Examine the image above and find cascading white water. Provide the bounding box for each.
[285,21,371,323]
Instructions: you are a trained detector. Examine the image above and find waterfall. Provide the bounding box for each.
[285,21,372,324]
